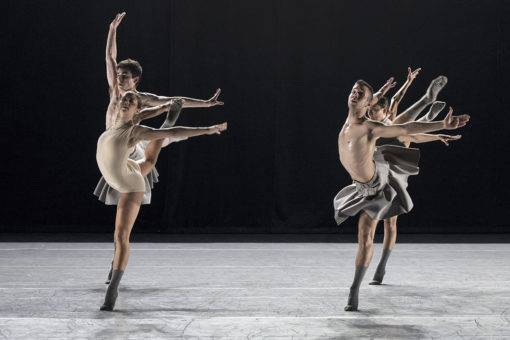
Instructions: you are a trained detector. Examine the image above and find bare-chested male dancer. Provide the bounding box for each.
[334,79,469,311]
[97,13,224,285]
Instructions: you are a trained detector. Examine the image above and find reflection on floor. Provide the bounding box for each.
[1,239,509,338]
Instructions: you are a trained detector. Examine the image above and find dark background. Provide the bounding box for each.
[2,0,509,234]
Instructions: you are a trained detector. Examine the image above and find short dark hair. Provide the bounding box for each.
[117,59,143,83]
[354,79,373,102]
[376,96,389,109]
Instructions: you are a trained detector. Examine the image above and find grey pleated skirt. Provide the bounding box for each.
[333,145,420,225]
[93,140,159,205]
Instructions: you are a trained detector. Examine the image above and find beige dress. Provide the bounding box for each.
[96,118,145,193]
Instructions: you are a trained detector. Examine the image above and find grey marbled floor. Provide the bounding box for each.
[0,241,509,339]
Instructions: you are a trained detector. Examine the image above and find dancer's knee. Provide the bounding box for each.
[114,228,130,246]
[358,232,374,249]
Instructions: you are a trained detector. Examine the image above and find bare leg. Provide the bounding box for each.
[138,139,164,177]
[370,216,397,285]
[345,212,378,311]
[100,191,144,311]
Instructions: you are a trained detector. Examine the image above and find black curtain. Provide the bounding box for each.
[2,0,509,233]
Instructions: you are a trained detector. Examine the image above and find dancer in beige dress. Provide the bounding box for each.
[97,91,227,311]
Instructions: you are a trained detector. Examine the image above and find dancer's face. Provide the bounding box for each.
[117,68,139,92]
[348,84,371,112]
[368,104,387,122]
[119,91,140,118]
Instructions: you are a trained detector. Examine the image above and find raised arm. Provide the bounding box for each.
[371,107,469,138]
[106,13,125,90]
[388,67,421,121]
[131,122,228,142]
[371,77,397,106]
[140,88,224,108]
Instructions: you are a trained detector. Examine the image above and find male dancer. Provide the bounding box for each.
[334,79,469,311]
[95,12,224,206]
[99,12,224,286]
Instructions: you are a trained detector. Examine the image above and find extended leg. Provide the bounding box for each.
[161,99,184,147]
[345,212,378,311]
[100,191,143,311]
[417,101,446,122]
[393,76,448,124]
[370,216,397,285]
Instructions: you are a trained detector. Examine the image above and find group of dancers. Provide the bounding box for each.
[95,12,470,311]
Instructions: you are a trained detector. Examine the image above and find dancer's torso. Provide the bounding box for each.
[338,120,377,183]
[96,118,145,193]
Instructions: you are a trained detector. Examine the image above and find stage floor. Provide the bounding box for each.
[1,238,509,339]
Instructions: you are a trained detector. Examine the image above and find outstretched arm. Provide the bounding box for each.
[388,67,421,121]
[140,88,224,108]
[398,133,462,146]
[371,107,469,138]
[371,77,397,106]
[133,100,179,124]
[106,12,125,90]
[131,122,228,142]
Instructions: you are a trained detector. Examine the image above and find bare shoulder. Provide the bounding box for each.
[136,91,158,102]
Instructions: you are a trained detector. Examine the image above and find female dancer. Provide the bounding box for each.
[97,91,227,311]
[367,67,458,285]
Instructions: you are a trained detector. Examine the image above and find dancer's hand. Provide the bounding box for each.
[110,12,126,30]
[438,134,462,146]
[407,67,421,82]
[443,107,470,130]
[381,77,397,94]
[206,88,224,107]
[207,122,228,135]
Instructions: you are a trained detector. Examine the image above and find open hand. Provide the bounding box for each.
[208,122,228,135]
[207,88,224,107]
[438,134,462,146]
[407,67,421,82]
[443,107,470,130]
[381,77,397,94]
[110,12,126,30]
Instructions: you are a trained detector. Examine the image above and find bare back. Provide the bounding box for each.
[338,118,378,183]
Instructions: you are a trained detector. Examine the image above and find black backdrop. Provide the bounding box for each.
[2,0,509,233]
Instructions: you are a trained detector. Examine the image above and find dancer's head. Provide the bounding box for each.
[368,96,389,122]
[348,80,373,115]
[119,91,142,119]
[117,59,143,92]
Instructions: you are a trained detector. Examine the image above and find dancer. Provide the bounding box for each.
[334,79,469,311]
[367,68,460,285]
[97,91,227,311]
[98,12,223,285]
[95,12,224,206]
